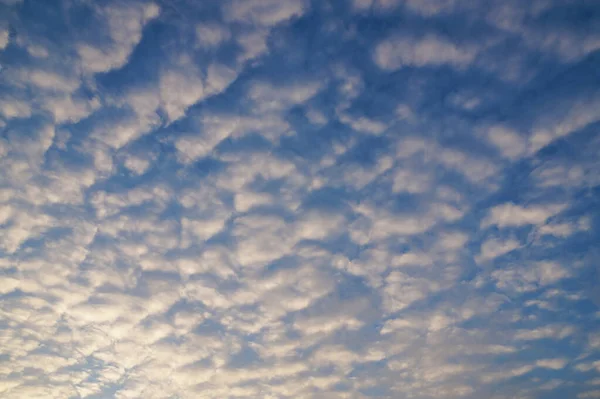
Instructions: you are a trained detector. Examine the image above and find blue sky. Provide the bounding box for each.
[1,0,600,398]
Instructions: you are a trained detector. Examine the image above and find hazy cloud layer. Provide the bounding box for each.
[1,0,599,398]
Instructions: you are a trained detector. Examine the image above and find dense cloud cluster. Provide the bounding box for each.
[1,0,599,398]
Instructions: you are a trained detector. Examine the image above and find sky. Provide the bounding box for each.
[0,0,600,398]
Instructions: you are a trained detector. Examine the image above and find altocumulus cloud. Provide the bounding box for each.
[0,0,599,398]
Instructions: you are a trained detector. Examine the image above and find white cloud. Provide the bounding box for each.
[529,96,600,153]
[248,80,322,112]
[77,2,160,74]
[540,31,600,62]
[294,311,363,336]
[488,4,600,64]
[232,214,293,268]
[392,251,434,267]
[159,67,205,123]
[374,34,477,71]
[437,231,469,251]
[402,0,463,16]
[206,63,239,94]
[25,43,48,58]
[180,216,226,246]
[42,93,101,124]
[477,237,520,262]
[234,191,272,212]
[514,325,574,341]
[196,23,231,48]
[482,202,565,228]
[0,98,31,119]
[353,0,405,12]
[91,110,160,149]
[480,364,535,383]
[338,113,387,135]
[123,85,161,117]
[235,28,270,62]
[20,69,80,93]
[225,0,307,26]
[294,210,345,241]
[575,361,600,373]
[175,115,239,163]
[492,261,570,293]
[535,261,570,285]
[0,28,8,50]
[1,124,55,182]
[438,148,498,186]
[335,155,393,190]
[354,205,437,240]
[383,271,441,312]
[536,358,569,370]
[352,0,374,11]
[0,207,54,253]
[305,108,327,125]
[392,167,432,193]
[123,153,152,175]
[487,125,527,159]
[579,391,600,399]
[539,222,575,238]
[532,163,593,189]
[489,2,599,65]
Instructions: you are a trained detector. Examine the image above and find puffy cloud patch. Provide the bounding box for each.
[374,34,478,71]
[224,0,307,27]
[77,2,160,74]
[487,125,527,160]
[482,202,566,228]
[0,27,9,49]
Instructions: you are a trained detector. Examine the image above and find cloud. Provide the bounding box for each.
[17,69,80,93]
[77,2,160,74]
[482,202,566,228]
[383,270,441,312]
[438,147,499,185]
[159,66,205,123]
[123,153,153,175]
[480,364,536,383]
[536,358,569,370]
[196,23,231,49]
[0,27,8,50]
[248,80,322,112]
[529,96,600,153]
[488,1,600,64]
[487,125,527,160]
[224,0,307,26]
[374,34,478,70]
[44,94,102,124]
[401,0,465,16]
[492,262,571,293]
[0,0,598,398]
[579,391,600,399]
[91,110,160,150]
[0,98,32,119]
[514,325,574,341]
[477,237,520,262]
